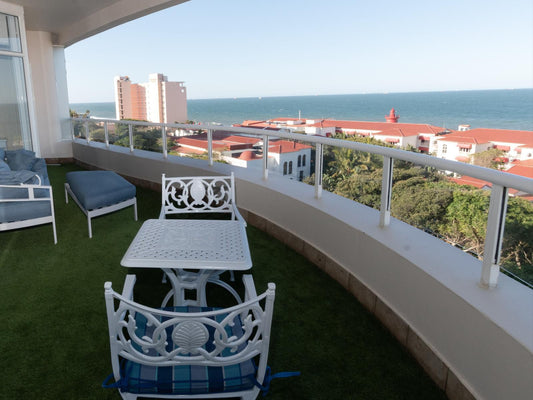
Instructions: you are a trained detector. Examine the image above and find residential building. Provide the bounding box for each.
[173,131,312,180]
[240,111,449,153]
[435,128,533,165]
[114,73,187,123]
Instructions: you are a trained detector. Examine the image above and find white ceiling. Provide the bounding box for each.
[6,0,189,46]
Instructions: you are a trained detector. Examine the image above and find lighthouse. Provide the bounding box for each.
[385,108,399,123]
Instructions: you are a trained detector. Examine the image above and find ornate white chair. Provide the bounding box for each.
[158,173,246,304]
[104,274,275,400]
[159,172,245,224]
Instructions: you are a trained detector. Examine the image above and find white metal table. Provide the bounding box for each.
[121,219,252,306]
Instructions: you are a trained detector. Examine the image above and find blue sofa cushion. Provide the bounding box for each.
[6,149,36,171]
[31,158,50,185]
[0,185,50,201]
[0,200,51,223]
[0,170,40,185]
[120,306,256,396]
[66,171,136,211]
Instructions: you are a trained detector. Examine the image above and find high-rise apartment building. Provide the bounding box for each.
[114,73,187,123]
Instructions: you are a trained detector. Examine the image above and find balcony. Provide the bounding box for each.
[2,163,449,399]
[62,119,532,399]
[1,1,532,398]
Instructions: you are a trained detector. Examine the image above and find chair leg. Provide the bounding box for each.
[87,215,92,238]
[133,198,138,221]
[52,218,58,244]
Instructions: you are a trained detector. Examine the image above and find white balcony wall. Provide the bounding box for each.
[72,141,533,400]
[26,31,72,158]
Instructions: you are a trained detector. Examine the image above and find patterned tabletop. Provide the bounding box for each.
[121,219,252,270]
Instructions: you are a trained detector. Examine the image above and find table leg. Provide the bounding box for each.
[161,268,211,307]
[161,269,243,307]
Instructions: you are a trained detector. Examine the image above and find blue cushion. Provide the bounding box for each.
[120,306,256,396]
[31,158,49,185]
[0,170,40,185]
[66,171,136,211]
[0,201,51,223]
[0,183,50,200]
[0,160,10,171]
[5,149,36,171]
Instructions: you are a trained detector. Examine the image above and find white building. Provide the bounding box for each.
[174,133,312,181]
[435,128,533,165]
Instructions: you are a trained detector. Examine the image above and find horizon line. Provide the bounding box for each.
[69,87,533,104]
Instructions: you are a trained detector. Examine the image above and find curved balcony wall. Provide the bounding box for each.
[72,140,533,400]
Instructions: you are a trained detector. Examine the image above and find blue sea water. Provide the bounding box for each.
[70,88,533,131]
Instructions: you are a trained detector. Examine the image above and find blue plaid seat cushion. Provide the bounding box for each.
[120,306,257,395]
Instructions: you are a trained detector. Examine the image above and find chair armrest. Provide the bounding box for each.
[233,203,247,227]
[242,274,258,302]
[0,183,51,200]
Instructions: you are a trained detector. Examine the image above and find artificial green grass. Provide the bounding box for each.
[0,164,446,399]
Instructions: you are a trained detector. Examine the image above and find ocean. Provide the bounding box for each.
[70,88,533,131]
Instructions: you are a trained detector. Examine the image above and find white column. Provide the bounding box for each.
[26,31,73,158]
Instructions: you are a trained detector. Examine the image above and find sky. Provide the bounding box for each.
[65,0,533,103]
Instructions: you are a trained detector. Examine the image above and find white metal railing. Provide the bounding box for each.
[71,117,533,289]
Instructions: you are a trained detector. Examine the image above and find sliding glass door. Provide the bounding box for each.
[0,11,32,151]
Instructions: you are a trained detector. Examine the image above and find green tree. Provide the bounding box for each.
[88,127,105,143]
[69,108,91,137]
[470,148,506,169]
[392,180,454,232]
[500,197,533,283]
[439,189,490,257]
[334,169,383,209]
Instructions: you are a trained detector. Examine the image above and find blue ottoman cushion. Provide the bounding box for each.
[66,171,135,211]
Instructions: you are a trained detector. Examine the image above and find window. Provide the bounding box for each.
[283,162,287,175]
[0,12,21,52]
[288,161,293,174]
[297,155,301,167]
[442,144,447,154]
[302,154,306,166]
[459,147,470,153]
[0,11,32,150]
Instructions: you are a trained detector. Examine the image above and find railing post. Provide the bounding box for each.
[207,129,213,166]
[84,120,89,143]
[380,156,394,227]
[480,184,508,288]
[262,135,269,180]
[128,123,134,152]
[104,121,109,148]
[162,125,167,158]
[314,143,323,198]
